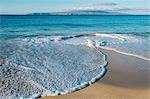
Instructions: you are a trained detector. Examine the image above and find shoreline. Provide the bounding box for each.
[0,34,149,98]
[58,33,150,61]
[42,48,150,99]
[1,33,149,62]
[97,46,150,61]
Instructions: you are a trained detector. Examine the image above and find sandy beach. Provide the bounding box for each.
[41,48,150,99]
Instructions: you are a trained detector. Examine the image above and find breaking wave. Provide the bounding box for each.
[0,33,149,98]
[59,33,150,61]
[0,35,107,99]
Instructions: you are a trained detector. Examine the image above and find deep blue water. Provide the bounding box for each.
[0,15,150,40]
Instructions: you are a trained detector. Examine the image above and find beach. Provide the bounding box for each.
[41,48,150,99]
[0,15,150,99]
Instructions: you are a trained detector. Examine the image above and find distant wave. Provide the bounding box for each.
[1,23,94,28]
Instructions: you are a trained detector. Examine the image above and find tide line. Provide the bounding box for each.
[97,46,150,61]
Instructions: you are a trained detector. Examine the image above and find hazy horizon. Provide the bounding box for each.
[0,0,150,15]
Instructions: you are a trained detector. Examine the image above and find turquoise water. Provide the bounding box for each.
[0,15,150,40]
[0,15,150,58]
[0,15,150,98]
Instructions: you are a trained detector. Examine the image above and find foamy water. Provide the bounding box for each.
[0,36,107,98]
[60,34,150,60]
[0,33,149,98]
[1,15,150,98]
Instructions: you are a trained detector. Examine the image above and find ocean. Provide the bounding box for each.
[0,15,150,98]
[0,15,150,58]
[0,15,150,39]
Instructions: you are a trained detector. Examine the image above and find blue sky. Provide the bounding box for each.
[0,0,150,14]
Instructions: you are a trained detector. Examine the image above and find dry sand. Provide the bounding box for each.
[41,49,150,99]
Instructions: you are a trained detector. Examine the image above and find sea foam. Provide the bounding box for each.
[0,33,149,98]
[0,36,107,99]
[60,33,150,60]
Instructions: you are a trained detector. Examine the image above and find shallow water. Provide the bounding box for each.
[0,15,150,98]
[0,36,107,98]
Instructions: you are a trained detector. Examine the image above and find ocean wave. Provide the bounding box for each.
[0,36,107,98]
[58,33,150,60]
[1,33,149,60]
[0,33,149,98]
[1,23,94,28]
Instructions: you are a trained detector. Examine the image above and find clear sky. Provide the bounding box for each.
[0,0,150,14]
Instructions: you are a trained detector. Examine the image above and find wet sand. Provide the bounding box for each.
[41,49,150,99]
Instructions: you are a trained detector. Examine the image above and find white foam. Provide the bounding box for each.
[92,33,136,41]
[59,33,149,60]
[98,46,150,61]
[0,36,107,98]
[1,33,149,98]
